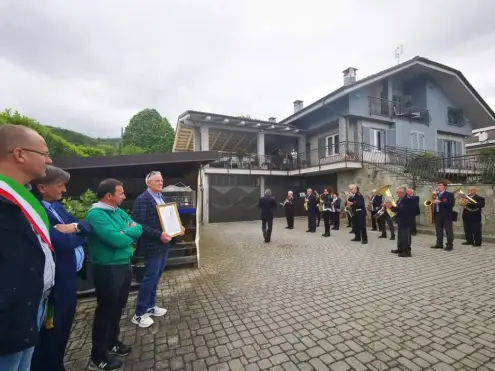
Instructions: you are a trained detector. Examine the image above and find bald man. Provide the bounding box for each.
[0,125,54,371]
[461,186,485,246]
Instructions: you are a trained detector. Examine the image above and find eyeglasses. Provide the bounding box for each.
[11,148,51,158]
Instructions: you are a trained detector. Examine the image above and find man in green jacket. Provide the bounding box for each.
[86,178,143,371]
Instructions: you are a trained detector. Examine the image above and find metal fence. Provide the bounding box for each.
[207,142,495,184]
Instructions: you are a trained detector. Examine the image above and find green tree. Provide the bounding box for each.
[122,109,175,153]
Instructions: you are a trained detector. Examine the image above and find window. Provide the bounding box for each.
[411,131,425,151]
[325,134,339,156]
[447,107,464,126]
[370,128,384,150]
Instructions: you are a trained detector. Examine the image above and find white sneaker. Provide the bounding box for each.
[146,306,167,317]
[131,313,154,328]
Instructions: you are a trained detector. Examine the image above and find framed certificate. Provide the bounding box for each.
[156,203,183,237]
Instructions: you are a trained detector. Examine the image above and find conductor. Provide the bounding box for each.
[258,189,277,243]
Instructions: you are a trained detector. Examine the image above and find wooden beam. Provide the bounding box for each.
[185,130,193,150]
[231,135,246,152]
[210,131,222,150]
[220,133,235,151]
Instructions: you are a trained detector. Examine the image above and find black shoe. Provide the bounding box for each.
[285,226,290,229]
[109,341,132,357]
[461,242,473,246]
[265,239,270,243]
[430,245,443,249]
[390,236,395,241]
[398,252,412,257]
[371,229,377,231]
[351,238,360,242]
[378,235,387,239]
[89,357,122,371]
[306,230,311,232]
[391,249,399,254]
[361,240,368,245]
[473,243,482,247]
[444,247,453,251]
[331,227,337,230]
[411,232,417,236]
[349,230,354,234]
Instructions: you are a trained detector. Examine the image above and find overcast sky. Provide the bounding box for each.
[1,0,494,138]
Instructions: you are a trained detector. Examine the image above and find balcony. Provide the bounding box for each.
[369,96,430,125]
[208,152,297,172]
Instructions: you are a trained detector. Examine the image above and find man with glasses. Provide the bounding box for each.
[0,125,54,371]
[131,171,184,328]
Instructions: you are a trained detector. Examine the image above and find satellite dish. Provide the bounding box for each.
[478,132,488,142]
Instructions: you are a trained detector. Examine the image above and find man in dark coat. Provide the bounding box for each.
[0,125,54,371]
[283,191,295,229]
[132,171,185,329]
[461,186,485,246]
[331,192,341,230]
[259,188,277,242]
[370,189,382,231]
[407,188,420,235]
[386,187,416,257]
[305,188,318,233]
[430,181,456,251]
[348,184,367,244]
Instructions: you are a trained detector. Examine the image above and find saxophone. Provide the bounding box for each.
[304,195,309,211]
[423,188,437,225]
[318,195,324,212]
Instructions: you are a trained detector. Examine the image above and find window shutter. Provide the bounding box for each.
[411,132,418,149]
[334,135,340,154]
[318,137,326,158]
[385,129,396,148]
[379,129,386,150]
[437,138,444,154]
[455,140,463,155]
[418,133,425,150]
[362,126,371,148]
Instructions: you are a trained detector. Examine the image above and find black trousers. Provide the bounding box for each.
[262,216,273,241]
[411,218,417,235]
[286,212,294,229]
[371,210,378,230]
[307,211,317,232]
[317,211,321,226]
[322,211,331,235]
[347,213,352,227]
[353,211,367,241]
[397,225,412,253]
[91,264,132,360]
[435,216,454,248]
[463,219,482,245]
[332,212,340,229]
[379,213,395,237]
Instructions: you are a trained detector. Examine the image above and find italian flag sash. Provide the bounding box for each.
[0,174,53,251]
[0,174,55,329]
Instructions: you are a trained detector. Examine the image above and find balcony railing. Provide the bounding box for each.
[369,96,430,125]
[207,142,495,184]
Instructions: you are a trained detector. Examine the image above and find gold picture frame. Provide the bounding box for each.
[156,202,183,237]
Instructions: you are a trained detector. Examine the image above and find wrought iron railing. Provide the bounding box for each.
[368,96,430,125]
[207,142,495,184]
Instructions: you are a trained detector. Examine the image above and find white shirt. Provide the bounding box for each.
[35,232,55,295]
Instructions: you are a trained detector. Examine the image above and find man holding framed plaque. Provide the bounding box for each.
[131,171,184,328]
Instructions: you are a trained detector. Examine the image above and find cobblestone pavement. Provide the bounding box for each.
[67,218,495,371]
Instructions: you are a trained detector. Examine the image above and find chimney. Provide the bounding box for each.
[268,117,277,123]
[343,67,357,86]
[293,100,304,113]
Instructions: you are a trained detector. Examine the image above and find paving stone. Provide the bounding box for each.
[66,220,495,370]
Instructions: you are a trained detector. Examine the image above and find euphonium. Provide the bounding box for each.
[453,187,477,208]
[375,184,397,221]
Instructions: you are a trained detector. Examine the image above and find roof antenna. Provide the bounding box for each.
[395,45,404,65]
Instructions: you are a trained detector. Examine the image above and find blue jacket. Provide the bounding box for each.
[133,190,173,259]
[44,202,92,298]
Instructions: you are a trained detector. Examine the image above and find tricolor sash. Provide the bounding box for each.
[0,174,53,251]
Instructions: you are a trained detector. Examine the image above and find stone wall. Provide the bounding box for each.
[337,165,495,236]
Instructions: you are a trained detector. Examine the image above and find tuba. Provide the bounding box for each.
[375,184,397,221]
[343,191,354,217]
[453,187,478,209]
[423,187,437,225]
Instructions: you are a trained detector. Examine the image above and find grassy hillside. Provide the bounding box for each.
[47,126,120,147]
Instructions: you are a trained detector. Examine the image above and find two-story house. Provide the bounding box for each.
[173,56,495,223]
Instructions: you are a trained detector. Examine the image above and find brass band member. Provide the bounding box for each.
[370,189,382,231]
[348,184,367,244]
[385,186,416,257]
[321,188,333,237]
[406,188,420,235]
[258,188,277,243]
[431,181,455,251]
[462,186,485,246]
[378,198,395,240]
[305,188,318,233]
[316,191,322,227]
[344,192,353,230]
[283,191,295,229]
[331,192,341,230]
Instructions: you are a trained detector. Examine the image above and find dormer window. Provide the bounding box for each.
[447,107,464,126]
